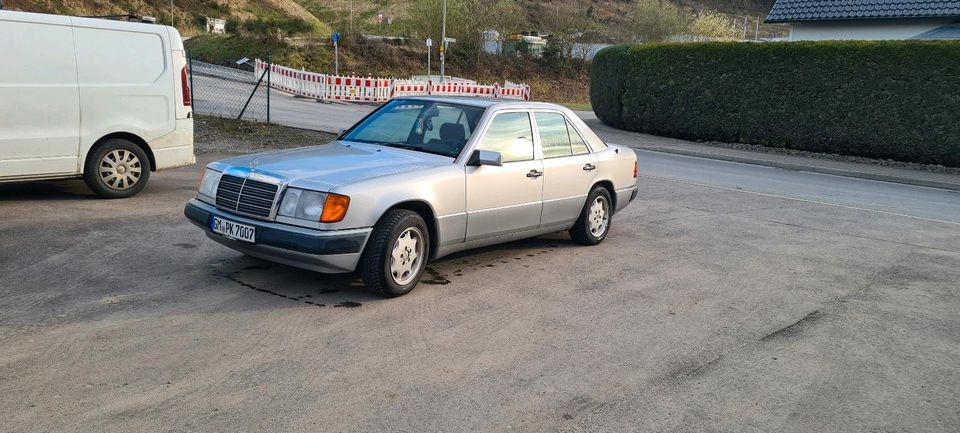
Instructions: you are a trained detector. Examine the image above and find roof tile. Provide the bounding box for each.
[766,0,960,22]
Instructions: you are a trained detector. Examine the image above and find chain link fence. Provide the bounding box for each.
[187,54,271,123]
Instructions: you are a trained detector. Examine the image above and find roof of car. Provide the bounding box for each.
[397,96,565,110]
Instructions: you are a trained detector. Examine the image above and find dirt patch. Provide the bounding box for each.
[195,116,337,154]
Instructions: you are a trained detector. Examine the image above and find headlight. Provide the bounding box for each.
[278,188,350,223]
[278,187,328,221]
[198,168,222,198]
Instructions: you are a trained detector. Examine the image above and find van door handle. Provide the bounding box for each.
[582,163,596,171]
[526,169,543,179]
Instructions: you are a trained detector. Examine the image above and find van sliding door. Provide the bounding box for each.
[0,14,80,178]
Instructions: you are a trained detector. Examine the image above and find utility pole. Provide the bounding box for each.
[170,0,174,26]
[440,0,447,83]
[755,15,760,40]
[333,32,340,75]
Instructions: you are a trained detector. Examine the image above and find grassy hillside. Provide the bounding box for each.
[4,0,331,36]
[5,0,782,40]
[8,0,782,105]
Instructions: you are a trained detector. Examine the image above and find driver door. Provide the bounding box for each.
[465,111,544,241]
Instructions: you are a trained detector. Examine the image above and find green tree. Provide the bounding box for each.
[624,0,684,42]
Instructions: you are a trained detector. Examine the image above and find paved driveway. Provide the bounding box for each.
[1,139,957,431]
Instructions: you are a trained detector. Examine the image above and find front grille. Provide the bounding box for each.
[215,174,279,218]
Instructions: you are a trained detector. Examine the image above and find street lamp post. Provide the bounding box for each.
[440,0,446,83]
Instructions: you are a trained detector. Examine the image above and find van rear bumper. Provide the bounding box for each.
[154,144,195,170]
[152,118,194,170]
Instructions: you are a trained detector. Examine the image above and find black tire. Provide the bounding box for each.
[360,209,430,297]
[569,186,612,246]
[83,138,151,199]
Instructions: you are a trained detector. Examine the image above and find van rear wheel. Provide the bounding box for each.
[83,139,151,199]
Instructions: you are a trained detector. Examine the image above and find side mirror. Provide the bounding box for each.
[467,150,503,167]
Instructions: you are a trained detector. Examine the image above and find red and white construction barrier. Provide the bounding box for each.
[255,59,530,103]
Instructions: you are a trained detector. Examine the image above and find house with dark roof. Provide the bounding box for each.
[766,0,960,40]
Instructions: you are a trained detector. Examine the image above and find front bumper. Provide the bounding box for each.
[184,199,371,273]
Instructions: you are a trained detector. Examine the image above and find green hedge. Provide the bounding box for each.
[591,41,960,167]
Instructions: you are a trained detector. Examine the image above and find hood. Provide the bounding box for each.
[209,141,453,191]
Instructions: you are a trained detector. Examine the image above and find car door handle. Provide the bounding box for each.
[582,163,596,171]
[526,169,543,179]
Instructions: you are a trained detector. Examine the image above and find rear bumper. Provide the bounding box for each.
[152,118,195,170]
[154,144,195,170]
[614,184,639,214]
[184,199,371,273]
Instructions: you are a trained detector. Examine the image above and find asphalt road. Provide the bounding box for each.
[1,130,958,432]
[193,74,374,131]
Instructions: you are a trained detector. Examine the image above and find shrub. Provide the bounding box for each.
[591,41,960,166]
[241,17,315,36]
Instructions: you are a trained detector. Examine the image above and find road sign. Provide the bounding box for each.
[426,38,433,47]
[377,12,384,23]
[332,31,339,44]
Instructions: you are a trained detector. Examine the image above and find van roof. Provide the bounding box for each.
[0,10,183,50]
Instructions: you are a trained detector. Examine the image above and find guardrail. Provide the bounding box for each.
[254,59,530,103]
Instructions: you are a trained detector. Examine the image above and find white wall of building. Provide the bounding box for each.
[789,18,953,40]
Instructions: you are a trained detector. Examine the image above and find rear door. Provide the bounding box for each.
[0,13,80,178]
[535,111,598,227]
[70,18,175,167]
[465,110,543,241]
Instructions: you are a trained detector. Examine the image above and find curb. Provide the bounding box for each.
[633,146,960,192]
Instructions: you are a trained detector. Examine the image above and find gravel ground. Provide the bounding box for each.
[195,116,337,154]
[1,117,957,433]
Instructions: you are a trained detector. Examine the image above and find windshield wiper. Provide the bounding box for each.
[381,142,455,158]
[382,142,420,150]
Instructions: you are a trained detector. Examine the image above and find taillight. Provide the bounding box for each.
[181,65,192,106]
[633,160,638,178]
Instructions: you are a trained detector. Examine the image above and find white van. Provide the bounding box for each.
[0,11,194,198]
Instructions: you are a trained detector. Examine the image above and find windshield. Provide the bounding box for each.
[342,99,486,158]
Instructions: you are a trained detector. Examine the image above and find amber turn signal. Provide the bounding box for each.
[320,193,350,223]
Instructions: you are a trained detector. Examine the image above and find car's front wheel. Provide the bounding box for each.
[570,186,612,245]
[361,209,430,297]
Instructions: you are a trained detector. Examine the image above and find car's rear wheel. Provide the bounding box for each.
[570,186,612,246]
[83,138,150,199]
[361,209,430,297]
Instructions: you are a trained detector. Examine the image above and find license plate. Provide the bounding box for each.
[210,215,255,243]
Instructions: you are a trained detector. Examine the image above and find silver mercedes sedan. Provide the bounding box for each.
[184,97,638,297]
